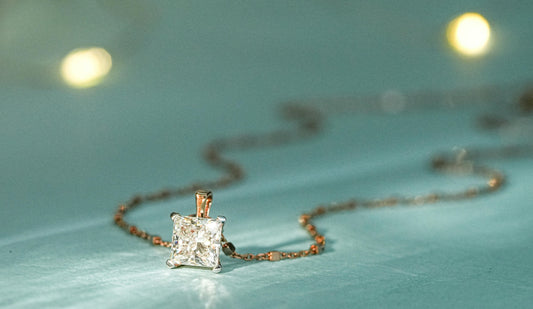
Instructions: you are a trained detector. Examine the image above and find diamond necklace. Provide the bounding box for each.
[113,84,533,273]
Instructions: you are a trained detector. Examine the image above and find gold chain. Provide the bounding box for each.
[113,85,533,261]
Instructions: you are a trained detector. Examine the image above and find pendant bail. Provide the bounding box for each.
[195,190,213,218]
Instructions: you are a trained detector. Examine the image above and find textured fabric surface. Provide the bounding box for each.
[1,1,533,308]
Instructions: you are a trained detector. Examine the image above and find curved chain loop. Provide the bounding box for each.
[114,84,533,261]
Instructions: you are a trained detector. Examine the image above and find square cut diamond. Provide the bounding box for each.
[168,215,224,269]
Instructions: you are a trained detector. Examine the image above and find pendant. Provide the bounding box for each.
[166,190,226,273]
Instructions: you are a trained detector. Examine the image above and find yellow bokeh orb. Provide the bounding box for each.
[60,47,112,88]
[447,13,491,57]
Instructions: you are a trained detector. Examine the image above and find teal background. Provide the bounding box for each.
[1,1,532,308]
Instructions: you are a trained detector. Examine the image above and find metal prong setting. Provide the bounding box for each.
[170,212,181,221]
[166,259,181,269]
[212,262,222,273]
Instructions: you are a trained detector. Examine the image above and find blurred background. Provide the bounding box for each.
[1,1,532,308]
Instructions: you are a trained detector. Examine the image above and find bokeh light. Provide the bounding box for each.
[60,47,112,88]
[447,13,491,57]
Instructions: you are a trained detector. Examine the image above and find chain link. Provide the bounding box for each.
[114,85,533,262]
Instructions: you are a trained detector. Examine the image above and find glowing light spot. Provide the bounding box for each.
[60,47,112,88]
[447,13,491,56]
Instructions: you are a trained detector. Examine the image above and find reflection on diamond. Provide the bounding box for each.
[169,215,223,268]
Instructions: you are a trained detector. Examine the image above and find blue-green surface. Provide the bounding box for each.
[1,1,533,308]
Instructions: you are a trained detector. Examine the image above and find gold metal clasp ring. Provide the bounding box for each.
[195,190,213,218]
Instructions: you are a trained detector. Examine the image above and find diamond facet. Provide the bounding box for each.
[167,214,224,269]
